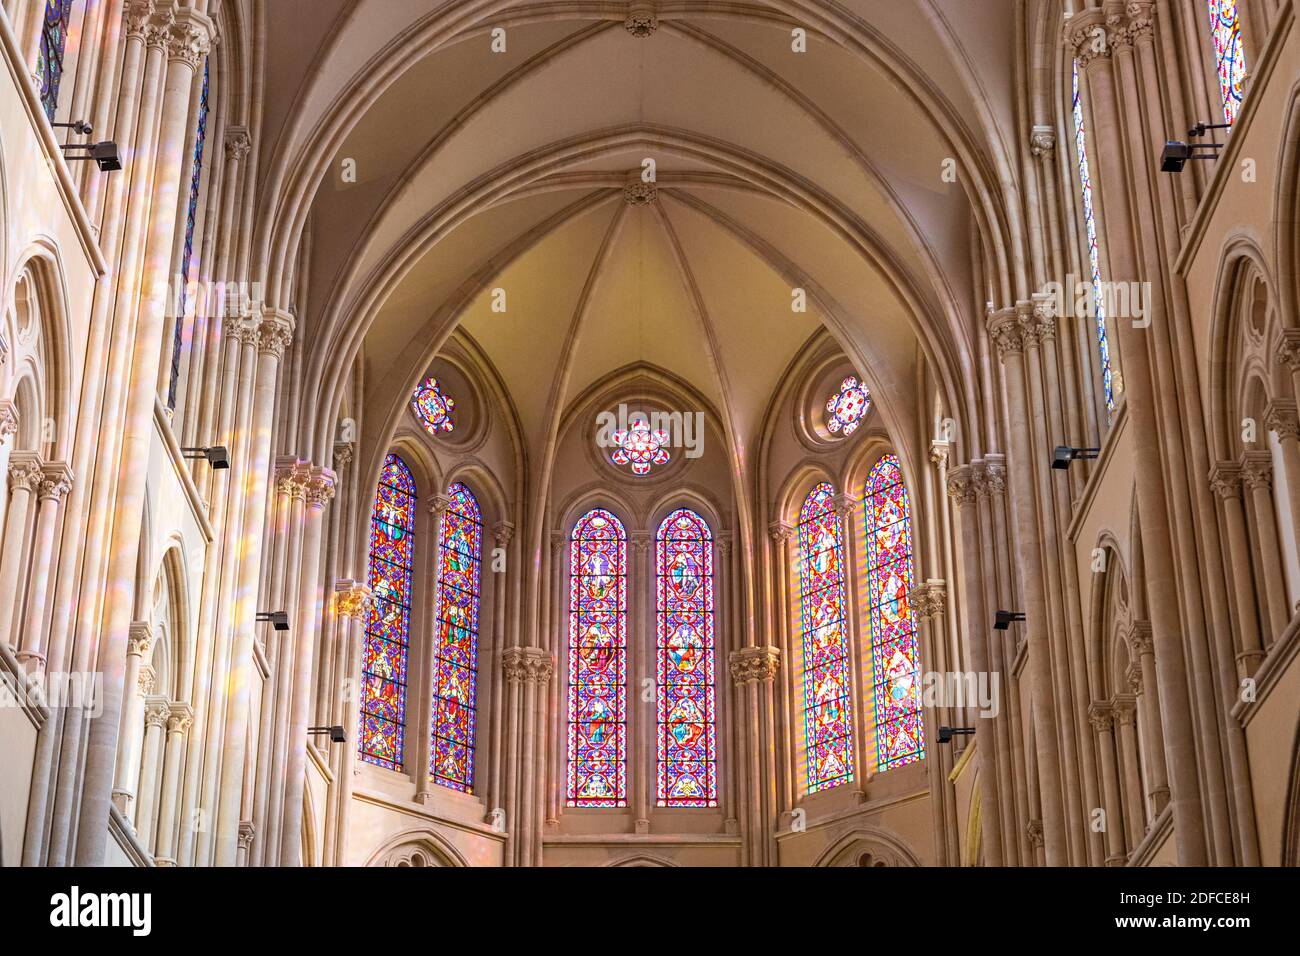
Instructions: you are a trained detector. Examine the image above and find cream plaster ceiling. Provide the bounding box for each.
[251,1,1016,471]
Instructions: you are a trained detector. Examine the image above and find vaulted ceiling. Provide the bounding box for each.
[245,0,1021,475]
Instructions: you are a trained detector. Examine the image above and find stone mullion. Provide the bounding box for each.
[154,703,194,866]
[1210,464,1266,674]
[76,7,215,865]
[488,521,519,826]
[279,467,337,867]
[1128,623,1169,816]
[543,531,563,828]
[833,496,870,796]
[0,454,41,648]
[715,534,737,829]
[522,531,544,867]
[1088,701,1127,866]
[133,698,171,850]
[110,623,154,820]
[768,523,796,824]
[987,309,1068,864]
[947,467,1003,866]
[327,582,371,868]
[1114,695,1145,851]
[1241,453,1289,640]
[415,494,450,805]
[1072,14,1209,866]
[629,532,650,832]
[912,581,956,866]
[15,463,74,671]
[1265,400,1300,549]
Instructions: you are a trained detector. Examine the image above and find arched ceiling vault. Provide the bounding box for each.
[248,0,1027,486]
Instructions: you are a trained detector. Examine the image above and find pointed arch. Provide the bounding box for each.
[796,482,855,793]
[429,481,482,793]
[654,507,717,807]
[862,454,924,772]
[567,507,628,807]
[359,454,417,770]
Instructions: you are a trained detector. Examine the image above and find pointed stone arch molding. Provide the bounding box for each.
[302,125,965,464]
[1084,531,1133,702]
[3,242,77,460]
[254,0,1018,321]
[1205,234,1284,462]
[604,852,680,867]
[811,825,922,868]
[363,826,472,868]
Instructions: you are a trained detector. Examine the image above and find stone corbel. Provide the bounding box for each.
[728,646,781,685]
[0,400,18,443]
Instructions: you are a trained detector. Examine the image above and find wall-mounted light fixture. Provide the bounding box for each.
[994,610,1026,631]
[308,726,347,744]
[256,611,290,632]
[1052,445,1101,470]
[938,726,977,744]
[181,446,230,470]
[59,140,121,172]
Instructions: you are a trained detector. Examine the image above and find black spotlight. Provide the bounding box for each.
[994,610,1026,631]
[181,446,230,470]
[938,726,977,744]
[60,141,122,172]
[1160,139,1222,173]
[1052,445,1101,470]
[257,611,290,632]
[309,726,347,744]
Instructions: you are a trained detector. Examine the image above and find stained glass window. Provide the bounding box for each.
[796,483,855,793]
[429,482,481,793]
[412,377,456,436]
[610,415,671,475]
[360,455,416,770]
[1072,61,1116,415]
[655,509,717,807]
[826,376,871,436]
[37,1,75,122]
[1208,1,1247,124]
[862,455,924,771]
[567,509,628,806]
[169,58,210,410]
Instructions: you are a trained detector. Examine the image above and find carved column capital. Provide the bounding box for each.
[167,703,194,735]
[8,452,44,493]
[1265,400,1300,442]
[502,647,554,684]
[1029,125,1056,158]
[332,440,355,471]
[1113,694,1137,726]
[1026,818,1045,849]
[1209,462,1243,500]
[334,581,374,620]
[145,699,171,729]
[768,520,794,543]
[987,307,1025,359]
[1088,700,1115,733]
[38,462,74,501]
[1125,662,1142,695]
[305,466,337,509]
[257,310,295,359]
[630,530,652,556]
[1065,9,1112,67]
[945,465,978,506]
[1240,451,1272,491]
[224,126,252,161]
[909,580,947,618]
[127,621,155,658]
[238,821,256,851]
[428,493,451,518]
[124,0,155,41]
[729,646,781,685]
[275,457,310,500]
[625,5,659,38]
[1128,620,1154,657]
[0,400,17,442]
[166,8,215,69]
[1276,330,1300,372]
[829,493,859,521]
[715,531,733,558]
[982,456,1008,497]
[492,521,515,548]
[929,440,950,469]
[138,665,157,697]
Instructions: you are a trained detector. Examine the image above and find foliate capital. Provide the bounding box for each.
[128,621,155,658]
[8,452,44,493]
[38,462,74,501]
[1208,462,1242,500]
[1276,330,1300,372]
[1029,125,1056,158]
[305,467,337,508]
[1128,620,1154,657]
[502,647,554,684]
[1240,451,1272,491]
[1088,700,1114,733]
[0,400,18,442]
[334,580,374,620]
[167,702,194,735]
[225,127,252,161]
[1265,400,1300,442]
[987,307,1025,359]
[492,521,515,548]
[729,646,780,685]
[257,310,295,359]
[909,581,947,618]
[145,699,171,729]
[945,465,978,506]
[166,9,215,69]
[768,520,794,543]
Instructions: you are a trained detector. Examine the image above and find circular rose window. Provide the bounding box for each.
[609,416,672,476]
[825,376,871,437]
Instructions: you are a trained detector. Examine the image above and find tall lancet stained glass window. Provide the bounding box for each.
[170,58,211,410]
[1072,61,1116,415]
[360,455,416,770]
[796,483,855,792]
[655,509,717,807]
[37,1,75,121]
[430,483,481,793]
[1207,1,1247,124]
[862,455,924,770]
[567,509,628,807]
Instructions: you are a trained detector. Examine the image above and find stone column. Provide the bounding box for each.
[501,646,550,865]
[729,645,779,865]
[1241,452,1290,639]
[415,494,451,804]
[768,521,797,822]
[1114,695,1145,850]
[236,822,256,869]
[1265,401,1300,553]
[153,703,193,866]
[1277,332,1300,420]
[1088,702,1126,866]
[911,580,958,866]
[1210,464,1266,674]
[213,310,296,866]
[280,466,338,866]
[986,308,1067,864]
[629,531,651,832]
[134,697,171,846]
[1128,622,1169,815]
[111,623,155,819]
[328,580,371,867]
[16,462,74,670]
[0,453,42,648]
